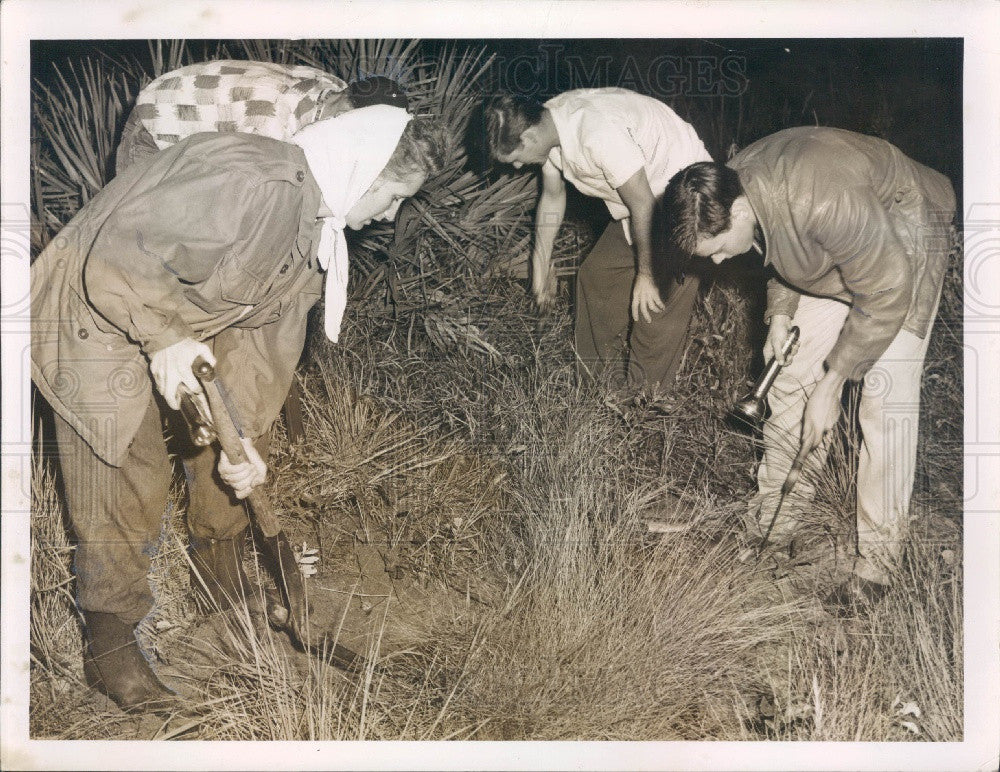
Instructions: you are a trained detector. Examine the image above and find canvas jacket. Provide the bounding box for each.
[32,132,324,466]
[729,127,955,379]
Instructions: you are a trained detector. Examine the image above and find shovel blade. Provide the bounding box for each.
[259,533,366,671]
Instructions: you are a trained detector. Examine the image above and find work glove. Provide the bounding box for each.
[148,338,216,410]
[218,437,268,500]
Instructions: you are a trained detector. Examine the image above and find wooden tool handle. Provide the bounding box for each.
[193,357,283,538]
[190,359,313,644]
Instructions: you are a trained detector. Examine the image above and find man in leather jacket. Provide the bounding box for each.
[661,127,956,599]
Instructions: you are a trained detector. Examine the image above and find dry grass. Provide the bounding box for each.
[741,536,962,742]
[28,268,964,741]
[412,370,804,740]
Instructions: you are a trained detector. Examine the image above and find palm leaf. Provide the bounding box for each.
[31,57,140,243]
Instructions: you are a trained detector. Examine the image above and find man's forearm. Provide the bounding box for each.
[533,191,565,272]
[614,168,656,279]
[766,275,802,323]
[629,201,655,279]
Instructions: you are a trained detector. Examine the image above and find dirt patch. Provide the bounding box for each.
[155,523,478,691]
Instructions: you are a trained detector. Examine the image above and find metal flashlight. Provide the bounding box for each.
[730,326,800,427]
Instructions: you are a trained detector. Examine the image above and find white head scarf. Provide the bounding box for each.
[291,105,412,341]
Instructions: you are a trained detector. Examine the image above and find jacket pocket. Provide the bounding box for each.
[217,234,303,305]
[68,287,134,352]
[217,251,272,305]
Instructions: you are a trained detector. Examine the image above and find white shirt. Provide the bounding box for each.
[544,88,711,240]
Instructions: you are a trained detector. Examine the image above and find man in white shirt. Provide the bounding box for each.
[485,88,712,395]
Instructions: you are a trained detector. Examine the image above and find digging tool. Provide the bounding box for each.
[730,326,800,428]
[186,356,363,670]
[757,440,812,557]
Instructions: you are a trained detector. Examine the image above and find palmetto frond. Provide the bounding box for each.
[31,58,140,243]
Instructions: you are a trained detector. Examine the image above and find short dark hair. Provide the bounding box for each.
[484,92,544,158]
[660,161,744,280]
[348,76,409,111]
[383,115,450,181]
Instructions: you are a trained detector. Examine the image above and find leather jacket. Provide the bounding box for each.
[730,127,956,379]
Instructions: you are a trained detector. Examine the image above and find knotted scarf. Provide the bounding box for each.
[291,105,412,341]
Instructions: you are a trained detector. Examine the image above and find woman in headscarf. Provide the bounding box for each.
[31,105,448,712]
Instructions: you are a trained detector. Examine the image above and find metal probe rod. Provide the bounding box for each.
[757,441,812,556]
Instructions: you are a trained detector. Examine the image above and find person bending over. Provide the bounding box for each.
[32,106,447,712]
[661,127,955,599]
[485,88,712,396]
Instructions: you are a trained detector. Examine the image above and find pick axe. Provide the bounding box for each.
[185,356,363,670]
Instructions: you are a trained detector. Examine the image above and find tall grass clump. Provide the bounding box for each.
[742,535,962,741]
[29,447,84,737]
[269,360,509,585]
[395,354,803,740]
[266,282,807,740]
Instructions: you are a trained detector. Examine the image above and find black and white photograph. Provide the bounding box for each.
[2,1,998,769]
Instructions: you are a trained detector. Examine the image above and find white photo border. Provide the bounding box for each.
[2,1,998,770]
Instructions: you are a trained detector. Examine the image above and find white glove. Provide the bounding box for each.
[149,338,216,410]
[218,436,267,500]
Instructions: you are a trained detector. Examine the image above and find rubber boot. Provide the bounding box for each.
[82,610,177,713]
[188,529,256,613]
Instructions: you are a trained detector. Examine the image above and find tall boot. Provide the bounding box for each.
[188,529,255,613]
[82,610,177,713]
[189,530,289,627]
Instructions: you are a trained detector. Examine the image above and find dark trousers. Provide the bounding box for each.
[55,395,269,625]
[575,221,700,393]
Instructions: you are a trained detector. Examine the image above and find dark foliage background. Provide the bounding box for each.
[31,38,962,216]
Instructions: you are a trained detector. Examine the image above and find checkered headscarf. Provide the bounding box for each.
[133,59,350,146]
